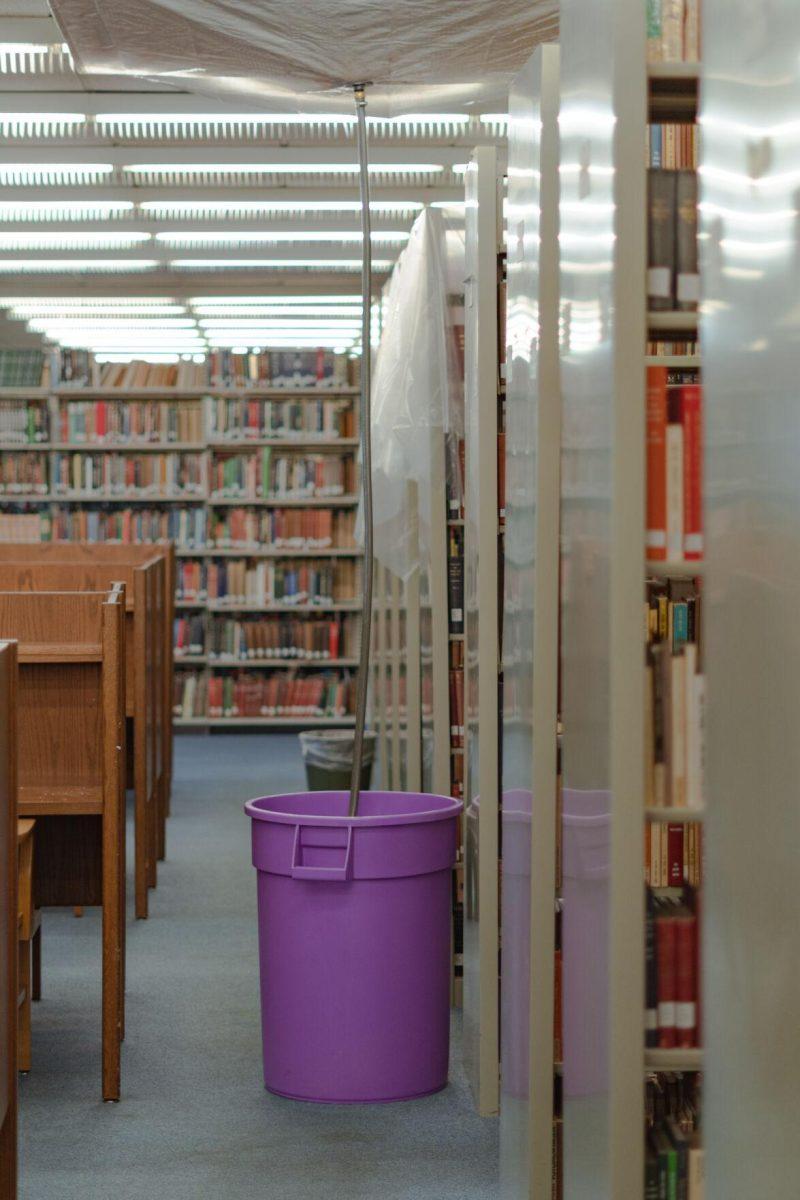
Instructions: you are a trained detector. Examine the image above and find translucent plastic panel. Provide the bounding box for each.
[559,0,616,1193]
[702,6,800,1193]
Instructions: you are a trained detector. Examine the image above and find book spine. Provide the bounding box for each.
[665,420,684,563]
[676,170,699,311]
[646,366,668,561]
[656,911,677,1048]
[675,912,697,1048]
[681,384,703,561]
[648,169,677,311]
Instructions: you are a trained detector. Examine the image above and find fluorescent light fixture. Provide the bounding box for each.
[141,200,422,216]
[171,258,392,270]
[155,230,408,246]
[0,231,152,250]
[9,305,187,318]
[0,112,85,129]
[28,318,197,330]
[191,307,361,318]
[99,112,355,127]
[0,164,114,183]
[95,353,183,363]
[0,259,158,273]
[0,200,134,221]
[125,163,444,176]
[1,296,177,308]
[190,295,361,305]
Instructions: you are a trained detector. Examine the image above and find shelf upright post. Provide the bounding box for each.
[500,42,561,1200]
[558,0,646,1196]
[462,143,501,1117]
[404,482,422,792]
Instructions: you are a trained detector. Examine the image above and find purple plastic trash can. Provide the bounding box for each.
[245,789,462,1103]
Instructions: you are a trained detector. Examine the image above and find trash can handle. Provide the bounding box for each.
[291,825,353,882]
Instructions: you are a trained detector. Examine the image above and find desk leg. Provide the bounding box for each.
[133,723,148,920]
[102,800,122,1102]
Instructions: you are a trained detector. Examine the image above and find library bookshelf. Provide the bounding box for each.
[0,383,363,730]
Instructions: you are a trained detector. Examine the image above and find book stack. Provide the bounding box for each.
[210,449,355,500]
[58,349,94,386]
[646,890,701,1051]
[52,450,206,497]
[176,559,205,602]
[207,613,360,661]
[445,434,465,521]
[647,337,698,357]
[0,398,49,444]
[208,506,355,550]
[91,359,208,389]
[646,370,702,566]
[58,399,204,444]
[206,348,351,390]
[647,168,698,313]
[208,395,355,441]
[645,1073,703,1199]
[49,504,206,548]
[0,348,50,387]
[173,614,205,657]
[206,350,270,388]
[647,124,698,169]
[0,508,50,542]
[645,577,705,808]
[206,558,360,607]
[449,641,464,752]
[646,821,702,888]
[646,0,700,63]
[448,526,464,634]
[173,669,208,719]
[0,452,48,496]
[203,669,354,718]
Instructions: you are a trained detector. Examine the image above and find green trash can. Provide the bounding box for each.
[299,729,376,791]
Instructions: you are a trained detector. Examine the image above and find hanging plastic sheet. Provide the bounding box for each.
[50,0,558,115]
[365,208,461,580]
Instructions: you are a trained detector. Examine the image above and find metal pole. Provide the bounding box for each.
[348,82,374,817]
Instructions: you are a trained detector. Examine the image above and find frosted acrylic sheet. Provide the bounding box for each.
[702,4,800,1194]
[558,0,616,1195]
[51,0,558,115]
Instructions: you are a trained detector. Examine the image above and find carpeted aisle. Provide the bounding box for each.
[18,734,499,1200]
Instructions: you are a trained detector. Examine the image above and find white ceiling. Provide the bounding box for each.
[0,1,511,357]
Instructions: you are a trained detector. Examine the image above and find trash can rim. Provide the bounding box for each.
[245,790,463,827]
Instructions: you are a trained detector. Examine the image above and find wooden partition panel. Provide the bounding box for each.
[0,641,17,1198]
[0,559,161,918]
[0,589,125,1100]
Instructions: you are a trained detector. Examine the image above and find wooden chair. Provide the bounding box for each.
[16,819,40,1074]
[0,589,125,1100]
[0,542,173,864]
[0,641,18,1198]
[0,559,163,919]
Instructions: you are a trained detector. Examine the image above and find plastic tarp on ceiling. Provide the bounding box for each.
[366,208,461,579]
[49,0,558,115]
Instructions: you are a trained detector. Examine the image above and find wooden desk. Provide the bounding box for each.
[0,641,17,1196]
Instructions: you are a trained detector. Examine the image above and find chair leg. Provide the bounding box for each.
[18,940,31,1073]
[32,925,41,1002]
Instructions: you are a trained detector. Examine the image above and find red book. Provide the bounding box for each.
[675,910,697,1047]
[655,912,677,1048]
[328,620,340,660]
[667,824,684,886]
[680,384,703,561]
[646,367,668,561]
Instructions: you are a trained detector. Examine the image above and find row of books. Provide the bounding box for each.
[175,613,362,661]
[0,453,48,496]
[174,615,205,657]
[0,349,51,388]
[43,505,206,548]
[173,667,355,719]
[88,358,208,390]
[646,0,700,63]
[646,821,703,888]
[647,124,697,170]
[645,1073,703,1199]
[645,577,704,809]
[210,449,355,500]
[0,398,49,443]
[207,349,352,390]
[647,170,698,313]
[207,614,360,661]
[199,559,361,606]
[450,660,465,748]
[208,506,356,550]
[448,526,465,634]
[646,370,702,565]
[51,451,206,497]
[58,399,204,445]
[646,891,701,1049]
[647,339,698,357]
[208,396,356,441]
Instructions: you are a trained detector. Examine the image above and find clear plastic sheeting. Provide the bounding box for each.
[50,0,558,116]
[299,729,376,770]
[366,208,459,580]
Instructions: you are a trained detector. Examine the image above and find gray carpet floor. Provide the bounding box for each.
[18,734,499,1199]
